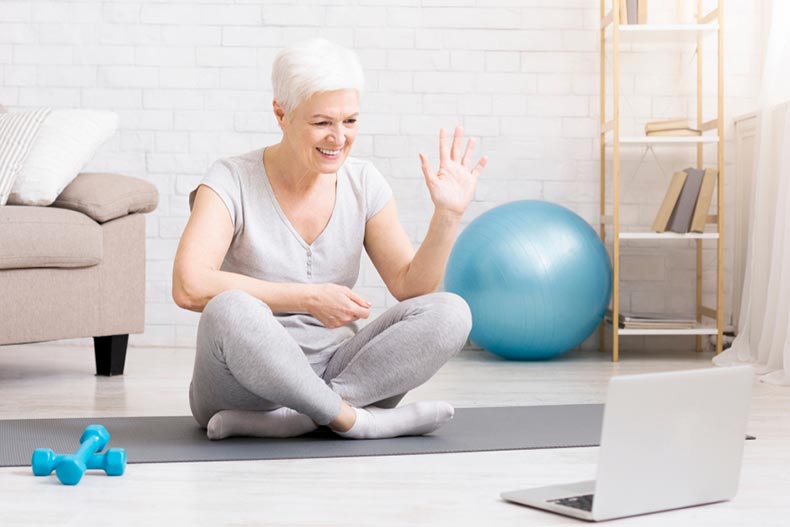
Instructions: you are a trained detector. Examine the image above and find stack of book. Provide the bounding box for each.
[644,118,701,137]
[605,310,697,329]
[652,167,717,233]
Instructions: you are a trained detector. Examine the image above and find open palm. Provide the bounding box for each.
[419,126,488,217]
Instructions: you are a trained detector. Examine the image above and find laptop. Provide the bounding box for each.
[501,366,754,521]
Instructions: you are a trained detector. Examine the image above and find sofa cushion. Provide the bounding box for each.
[0,206,102,270]
[51,172,159,224]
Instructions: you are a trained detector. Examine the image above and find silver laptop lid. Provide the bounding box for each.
[592,366,753,520]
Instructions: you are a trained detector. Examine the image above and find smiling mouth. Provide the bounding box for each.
[316,147,342,158]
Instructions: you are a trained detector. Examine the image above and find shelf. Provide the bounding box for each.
[618,232,719,240]
[606,136,719,145]
[619,23,719,33]
[604,320,718,336]
[600,215,719,226]
[611,23,720,44]
[618,326,718,336]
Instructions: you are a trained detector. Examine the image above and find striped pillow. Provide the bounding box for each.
[0,108,51,205]
[7,109,119,206]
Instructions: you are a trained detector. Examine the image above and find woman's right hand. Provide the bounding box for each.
[305,283,372,328]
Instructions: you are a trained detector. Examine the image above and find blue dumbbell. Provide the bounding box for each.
[31,425,126,485]
[32,449,127,478]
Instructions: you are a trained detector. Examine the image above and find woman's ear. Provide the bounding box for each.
[272,99,286,129]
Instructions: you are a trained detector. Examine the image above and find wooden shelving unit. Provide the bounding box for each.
[598,0,724,362]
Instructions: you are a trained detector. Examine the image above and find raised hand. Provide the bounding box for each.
[419,125,488,217]
[306,283,371,328]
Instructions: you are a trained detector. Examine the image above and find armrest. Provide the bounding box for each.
[51,172,159,223]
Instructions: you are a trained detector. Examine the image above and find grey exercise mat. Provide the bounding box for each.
[0,404,604,467]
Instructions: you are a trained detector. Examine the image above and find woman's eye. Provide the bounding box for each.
[312,119,356,126]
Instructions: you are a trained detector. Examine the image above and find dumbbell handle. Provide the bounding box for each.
[33,450,123,476]
[72,434,103,463]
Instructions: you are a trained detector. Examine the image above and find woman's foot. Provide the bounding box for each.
[207,407,318,440]
[333,401,455,439]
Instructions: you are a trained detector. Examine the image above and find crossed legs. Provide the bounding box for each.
[189,290,472,440]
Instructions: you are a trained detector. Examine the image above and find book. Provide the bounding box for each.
[619,0,628,24]
[645,118,691,132]
[611,320,697,329]
[645,128,702,137]
[627,0,638,24]
[666,167,705,233]
[607,310,697,323]
[605,309,697,329]
[638,0,648,24]
[652,171,688,232]
[689,168,718,232]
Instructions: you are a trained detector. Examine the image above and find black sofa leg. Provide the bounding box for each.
[94,334,128,376]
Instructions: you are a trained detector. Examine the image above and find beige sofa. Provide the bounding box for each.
[0,172,158,375]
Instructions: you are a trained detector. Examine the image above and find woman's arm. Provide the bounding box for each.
[172,185,312,313]
[364,200,461,301]
[173,185,371,327]
[365,126,487,301]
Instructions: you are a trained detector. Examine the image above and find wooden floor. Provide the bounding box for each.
[0,343,788,526]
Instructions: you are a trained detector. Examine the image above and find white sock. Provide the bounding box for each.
[206,407,317,440]
[336,401,455,440]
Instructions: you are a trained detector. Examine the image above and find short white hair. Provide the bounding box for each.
[272,38,365,115]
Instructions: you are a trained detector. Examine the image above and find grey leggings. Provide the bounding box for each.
[189,290,472,427]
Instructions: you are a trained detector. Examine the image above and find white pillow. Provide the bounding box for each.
[0,108,51,205]
[7,109,119,206]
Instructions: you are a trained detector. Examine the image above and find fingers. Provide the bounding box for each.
[461,136,476,167]
[450,125,463,161]
[439,128,449,165]
[353,304,371,319]
[347,289,372,321]
[428,127,485,180]
[327,298,370,328]
[418,152,435,185]
[471,155,489,179]
[347,297,370,322]
[349,291,372,308]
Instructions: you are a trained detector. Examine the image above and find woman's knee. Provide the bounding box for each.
[200,289,272,329]
[197,289,275,364]
[430,291,472,338]
[408,292,472,357]
[203,289,267,317]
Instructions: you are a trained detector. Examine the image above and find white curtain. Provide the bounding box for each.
[713,0,790,385]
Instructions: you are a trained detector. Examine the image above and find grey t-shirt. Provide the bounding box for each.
[189,147,393,371]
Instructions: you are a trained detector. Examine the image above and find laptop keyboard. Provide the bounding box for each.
[549,494,595,512]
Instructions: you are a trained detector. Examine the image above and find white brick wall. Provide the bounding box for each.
[0,0,763,352]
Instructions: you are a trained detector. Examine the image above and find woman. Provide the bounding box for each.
[173,38,487,440]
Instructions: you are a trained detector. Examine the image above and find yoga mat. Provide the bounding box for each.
[0,405,605,467]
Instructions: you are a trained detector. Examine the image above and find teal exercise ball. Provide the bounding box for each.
[445,200,612,360]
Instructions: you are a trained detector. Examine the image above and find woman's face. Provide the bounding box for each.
[277,89,360,175]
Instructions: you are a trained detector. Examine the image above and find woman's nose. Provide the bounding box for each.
[327,125,343,144]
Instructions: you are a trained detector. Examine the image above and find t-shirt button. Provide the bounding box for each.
[306,250,312,256]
